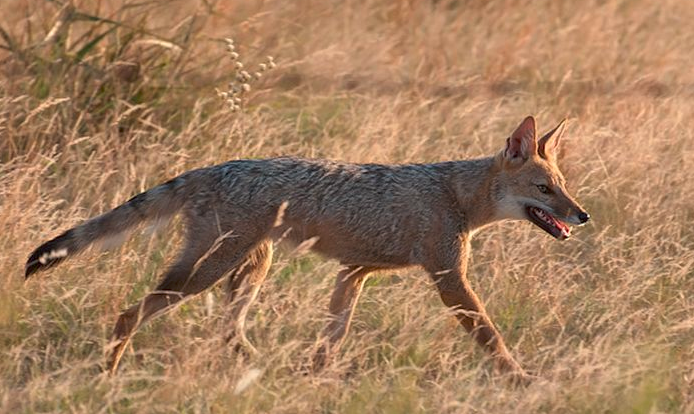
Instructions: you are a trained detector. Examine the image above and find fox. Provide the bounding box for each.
[25,116,589,381]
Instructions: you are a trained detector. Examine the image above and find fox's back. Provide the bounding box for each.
[199,157,456,266]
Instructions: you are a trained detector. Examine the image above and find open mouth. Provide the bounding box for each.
[526,206,571,240]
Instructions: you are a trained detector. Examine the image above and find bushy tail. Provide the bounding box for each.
[25,175,195,278]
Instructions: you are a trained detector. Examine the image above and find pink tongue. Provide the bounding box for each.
[559,225,571,237]
[535,207,571,237]
[553,218,571,237]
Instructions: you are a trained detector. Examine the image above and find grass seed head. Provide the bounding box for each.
[216,38,278,115]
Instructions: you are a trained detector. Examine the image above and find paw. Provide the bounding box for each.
[508,369,538,387]
[311,344,332,372]
[494,356,537,386]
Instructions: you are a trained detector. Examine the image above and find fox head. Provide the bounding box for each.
[493,116,590,240]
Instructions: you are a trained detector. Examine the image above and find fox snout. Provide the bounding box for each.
[562,196,590,226]
[560,203,589,225]
[523,191,590,240]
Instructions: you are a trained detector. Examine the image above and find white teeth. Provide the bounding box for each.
[534,208,558,227]
[532,207,572,238]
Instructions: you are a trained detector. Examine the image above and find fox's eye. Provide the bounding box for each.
[536,184,549,194]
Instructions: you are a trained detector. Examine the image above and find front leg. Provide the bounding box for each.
[424,234,528,380]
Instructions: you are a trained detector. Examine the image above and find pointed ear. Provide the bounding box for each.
[538,119,567,161]
[504,116,537,161]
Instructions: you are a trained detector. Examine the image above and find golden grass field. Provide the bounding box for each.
[1,0,693,412]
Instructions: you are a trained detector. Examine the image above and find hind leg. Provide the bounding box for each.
[107,236,259,374]
[223,240,273,353]
[313,266,374,370]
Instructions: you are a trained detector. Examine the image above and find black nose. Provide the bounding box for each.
[578,211,590,223]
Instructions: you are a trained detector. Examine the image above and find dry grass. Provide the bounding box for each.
[1,0,693,412]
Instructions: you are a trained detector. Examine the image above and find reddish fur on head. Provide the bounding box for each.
[495,116,589,240]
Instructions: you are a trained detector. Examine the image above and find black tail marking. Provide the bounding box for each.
[25,230,74,279]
